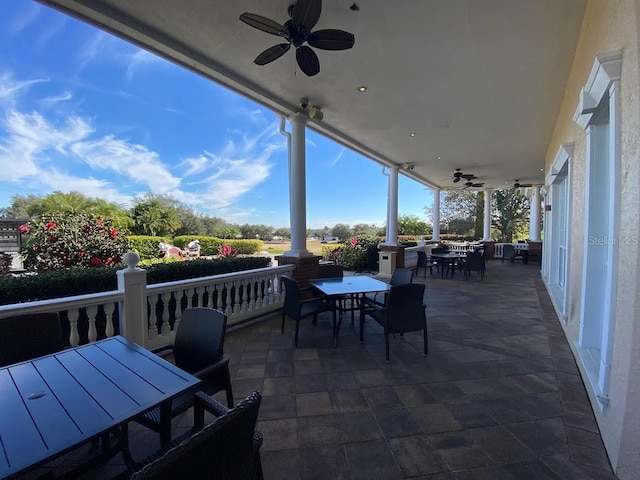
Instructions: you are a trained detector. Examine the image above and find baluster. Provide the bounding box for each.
[249,278,258,311]
[183,287,193,309]
[233,281,241,315]
[87,305,98,343]
[215,282,224,311]
[202,283,214,308]
[225,281,233,317]
[160,292,170,336]
[105,302,116,338]
[253,276,262,310]
[173,292,183,334]
[68,308,80,346]
[253,275,263,310]
[241,279,251,313]
[149,294,161,338]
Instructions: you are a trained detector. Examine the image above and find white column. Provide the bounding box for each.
[483,189,493,241]
[284,115,311,256]
[432,188,441,241]
[385,166,399,246]
[529,185,542,241]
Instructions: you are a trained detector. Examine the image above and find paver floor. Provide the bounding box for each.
[17,260,619,479]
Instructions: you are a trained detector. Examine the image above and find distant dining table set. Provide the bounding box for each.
[0,335,201,479]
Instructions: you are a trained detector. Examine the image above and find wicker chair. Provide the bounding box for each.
[463,251,485,280]
[281,275,335,347]
[364,267,414,307]
[136,307,233,446]
[121,391,263,480]
[0,313,64,367]
[361,283,428,361]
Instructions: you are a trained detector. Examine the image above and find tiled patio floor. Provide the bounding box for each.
[18,260,619,479]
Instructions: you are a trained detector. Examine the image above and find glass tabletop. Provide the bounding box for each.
[309,276,390,296]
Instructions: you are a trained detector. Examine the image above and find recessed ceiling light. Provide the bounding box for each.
[540,168,544,171]
[437,156,441,160]
[357,86,367,92]
[409,132,416,137]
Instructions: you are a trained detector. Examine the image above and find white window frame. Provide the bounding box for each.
[543,143,573,322]
[574,51,621,413]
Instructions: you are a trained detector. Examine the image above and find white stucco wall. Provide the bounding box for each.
[544,1,640,478]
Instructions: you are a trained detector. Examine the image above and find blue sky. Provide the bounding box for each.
[0,0,433,229]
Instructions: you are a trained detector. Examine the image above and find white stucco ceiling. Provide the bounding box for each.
[38,0,586,191]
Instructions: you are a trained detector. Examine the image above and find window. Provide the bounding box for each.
[574,51,621,412]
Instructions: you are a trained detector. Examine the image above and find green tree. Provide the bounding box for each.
[397,215,431,235]
[130,194,182,237]
[352,223,379,237]
[5,192,132,230]
[217,224,241,239]
[331,223,353,242]
[492,189,530,242]
[273,227,291,240]
[430,190,483,237]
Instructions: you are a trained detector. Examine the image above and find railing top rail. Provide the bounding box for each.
[146,264,295,293]
[0,290,123,318]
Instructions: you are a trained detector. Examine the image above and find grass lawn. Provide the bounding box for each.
[263,240,338,256]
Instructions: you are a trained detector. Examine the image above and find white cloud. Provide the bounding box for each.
[7,2,41,36]
[41,91,73,107]
[178,154,209,177]
[170,122,285,211]
[75,31,121,77]
[125,49,163,83]
[329,148,345,167]
[0,71,49,104]
[36,169,133,207]
[70,136,181,192]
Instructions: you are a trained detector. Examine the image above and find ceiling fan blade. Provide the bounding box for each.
[453,177,461,183]
[254,44,291,65]
[296,46,320,76]
[292,0,322,32]
[308,29,355,50]
[240,13,287,36]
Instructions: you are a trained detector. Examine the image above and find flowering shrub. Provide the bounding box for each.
[332,234,381,271]
[21,213,130,272]
[218,244,239,258]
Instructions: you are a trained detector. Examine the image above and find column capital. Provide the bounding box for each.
[289,113,308,125]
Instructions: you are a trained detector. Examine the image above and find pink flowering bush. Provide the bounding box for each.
[21,213,130,272]
[218,244,239,258]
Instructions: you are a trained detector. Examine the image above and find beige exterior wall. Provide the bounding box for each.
[544,1,640,478]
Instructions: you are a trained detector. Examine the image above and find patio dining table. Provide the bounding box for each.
[430,252,467,278]
[0,335,201,479]
[309,276,390,346]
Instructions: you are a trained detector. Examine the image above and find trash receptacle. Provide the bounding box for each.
[378,251,397,276]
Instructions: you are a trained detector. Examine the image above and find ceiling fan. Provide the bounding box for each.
[451,168,477,183]
[462,180,485,189]
[239,0,355,77]
[513,179,533,189]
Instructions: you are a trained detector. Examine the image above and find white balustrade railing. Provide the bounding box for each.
[494,242,529,257]
[0,261,295,350]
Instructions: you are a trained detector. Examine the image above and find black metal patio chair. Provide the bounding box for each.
[415,250,434,278]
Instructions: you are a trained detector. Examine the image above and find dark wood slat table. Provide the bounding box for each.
[310,276,390,346]
[0,335,201,479]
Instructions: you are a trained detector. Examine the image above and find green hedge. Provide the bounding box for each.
[0,256,272,305]
[128,235,166,259]
[173,236,264,256]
